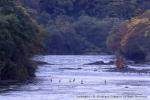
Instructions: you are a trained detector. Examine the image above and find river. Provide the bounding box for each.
[0,55,150,100]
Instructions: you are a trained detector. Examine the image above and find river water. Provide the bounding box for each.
[0,55,150,100]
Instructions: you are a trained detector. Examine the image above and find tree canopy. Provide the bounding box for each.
[0,0,43,80]
[108,10,150,62]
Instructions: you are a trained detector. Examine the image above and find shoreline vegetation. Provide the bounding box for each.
[1,0,150,82]
[0,0,44,81]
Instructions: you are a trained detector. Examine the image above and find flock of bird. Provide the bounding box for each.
[48,78,132,89]
[49,78,107,85]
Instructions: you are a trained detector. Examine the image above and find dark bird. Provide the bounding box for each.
[50,79,52,82]
[104,80,107,85]
[73,78,75,82]
[69,80,72,83]
[81,80,83,84]
[59,80,61,83]
[125,86,129,88]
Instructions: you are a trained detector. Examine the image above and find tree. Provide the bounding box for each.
[108,10,150,68]
[0,0,43,81]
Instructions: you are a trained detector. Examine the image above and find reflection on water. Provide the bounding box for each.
[0,55,150,100]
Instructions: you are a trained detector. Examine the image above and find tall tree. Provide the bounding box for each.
[0,0,43,80]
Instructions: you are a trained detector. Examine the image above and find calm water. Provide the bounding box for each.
[0,55,150,100]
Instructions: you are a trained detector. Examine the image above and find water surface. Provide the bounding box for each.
[0,55,150,100]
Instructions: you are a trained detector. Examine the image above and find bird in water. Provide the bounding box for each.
[104,80,107,85]
[125,86,129,88]
[59,80,61,83]
[73,78,75,82]
[50,79,52,82]
[81,80,83,84]
[69,80,72,83]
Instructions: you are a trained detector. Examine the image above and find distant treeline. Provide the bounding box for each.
[21,0,150,55]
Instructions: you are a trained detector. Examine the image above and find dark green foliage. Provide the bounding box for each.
[0,0,43,81]
[23,0,150,19]
[21,0,150,54]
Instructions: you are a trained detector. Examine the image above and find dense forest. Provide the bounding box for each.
[0,0,43,81]
[1,0,150,81]
[20,0,150,54]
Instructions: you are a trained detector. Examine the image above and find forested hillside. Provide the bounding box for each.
[20,0,150,54]
[0,0,43,81]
